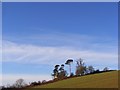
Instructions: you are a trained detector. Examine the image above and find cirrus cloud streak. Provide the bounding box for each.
[2,40,118,67]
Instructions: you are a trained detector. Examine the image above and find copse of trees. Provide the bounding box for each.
[52,64,67,80]
[52,58,111,80]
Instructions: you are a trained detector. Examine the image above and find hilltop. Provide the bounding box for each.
[27,71,118,89]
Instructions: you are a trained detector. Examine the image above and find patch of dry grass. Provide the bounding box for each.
[27,71,118,88]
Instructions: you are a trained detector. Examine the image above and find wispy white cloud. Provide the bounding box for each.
[5,31,117,53]
[2,40,118,66]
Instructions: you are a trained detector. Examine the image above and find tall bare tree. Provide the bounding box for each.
[65,59,73,76]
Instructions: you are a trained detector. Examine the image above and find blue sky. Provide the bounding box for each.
[2,2,118,85]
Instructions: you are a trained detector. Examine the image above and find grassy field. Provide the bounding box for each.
[27,71,118,89]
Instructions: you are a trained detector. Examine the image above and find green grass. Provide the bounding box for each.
[27,71,118,88]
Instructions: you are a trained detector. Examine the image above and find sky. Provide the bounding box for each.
[2,2,118,86]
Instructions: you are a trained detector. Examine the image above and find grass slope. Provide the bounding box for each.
[29,71,118,88]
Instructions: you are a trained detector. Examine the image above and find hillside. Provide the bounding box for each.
[25,71,119,89]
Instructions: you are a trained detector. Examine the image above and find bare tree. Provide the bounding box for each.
[42,80,46,84]
[88,65,95,73]
[13,78,26,88]
[75,58,86,76]
[103,67,109,71]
